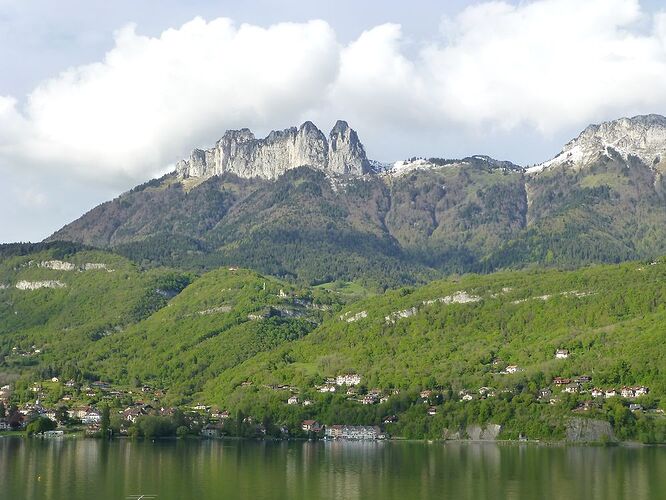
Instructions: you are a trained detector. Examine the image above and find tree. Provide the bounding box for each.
[55,406,70,425]
[26,417,56,435]
[100,405,111,436]
[0,401,5,419]
[7,405,22,429]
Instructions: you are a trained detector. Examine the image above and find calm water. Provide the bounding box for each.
[1,437,665,500]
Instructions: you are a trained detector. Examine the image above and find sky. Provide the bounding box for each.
[2,0,666,242]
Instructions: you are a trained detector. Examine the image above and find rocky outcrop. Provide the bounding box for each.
[442,423,502,441]
[38,260,76,271]
[15,280,66,290]
[176,120,370,180]
[566,417,615,442]
[529,114,666,173]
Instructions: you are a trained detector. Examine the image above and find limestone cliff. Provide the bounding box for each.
[176,120,371,180]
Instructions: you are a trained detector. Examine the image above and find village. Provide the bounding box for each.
[0,348,662,441]
[0,349,663,440]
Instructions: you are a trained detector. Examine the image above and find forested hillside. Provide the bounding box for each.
[2,243,665,442]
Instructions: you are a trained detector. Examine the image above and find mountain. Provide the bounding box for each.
[48,115,666,286]
[528,114,666,173]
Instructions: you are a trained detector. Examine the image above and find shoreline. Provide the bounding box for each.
[2,431,663,447]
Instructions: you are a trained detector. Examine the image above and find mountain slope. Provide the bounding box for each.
[48,115,666,285]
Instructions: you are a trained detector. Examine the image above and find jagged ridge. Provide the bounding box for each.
[176,120,371,180]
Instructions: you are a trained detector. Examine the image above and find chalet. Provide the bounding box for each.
[604,389,617,398]
[420,390,433,400]
[478,387,495,397]
[591,388,604,398]
[563,383,581,394]
[553,377,571,385]
[287,396,299,405]
[621,387,635,398]
[82,410,101,425]
[324,425,382,440]
[121,406,149,423]
[555,349,569,359]
[336,374,362,386]
[68,406,91,420]
[427,406,437,416]
[538,388,552,400]
[362,394,378,405]
[301,420,322,433]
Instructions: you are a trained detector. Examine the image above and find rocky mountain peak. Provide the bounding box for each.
[176,121,370,180]
[529,114,666,173]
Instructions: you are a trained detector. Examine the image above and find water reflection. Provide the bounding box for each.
[1,438,664,500]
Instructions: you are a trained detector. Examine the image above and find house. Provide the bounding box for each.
[51,377,59,383]
[82,410,101,425]
[335,374,362,386]
[629,404,643,412]
[211,410,230,420]
[553,377,571,385]
[478,387,495,397]
[604,389,617,398]
[563,383,581,394]
[461,393,473,402]
[555,349,569,359]
[318,385,336,393]
[575,375,592,383]
[427,406,437,416]
[383,415,398,424]
[0,419,10,431]
[65,380,77,388]
[591,388,604,398]
[621,387,635,398]
[420,390,433,400]
[324,425,382,440]
[504,365,520,374]
[302,400,313,406]
[287,396,299,405]
[301,420,322,433]
[362,394,378,405]
[634,386,649,397]
[68,406,91,420]
[538,388,552,400]
[192,404,210,411]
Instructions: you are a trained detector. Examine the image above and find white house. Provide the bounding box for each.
[336,374,362,386]
[82,410,101,425]
[287,396,299,405]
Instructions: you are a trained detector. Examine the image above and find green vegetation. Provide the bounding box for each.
[1,244,666,442]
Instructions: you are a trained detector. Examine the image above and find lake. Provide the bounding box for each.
[1,437,664,499]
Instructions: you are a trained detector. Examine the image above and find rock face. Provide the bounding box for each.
[176,120,371,180]
[566,417,615,442]
[15,280,66,290]
[530,114,666,173]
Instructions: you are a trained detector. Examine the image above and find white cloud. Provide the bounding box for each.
[2,0,666,186]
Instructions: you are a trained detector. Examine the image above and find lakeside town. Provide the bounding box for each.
[1,347,662,441]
